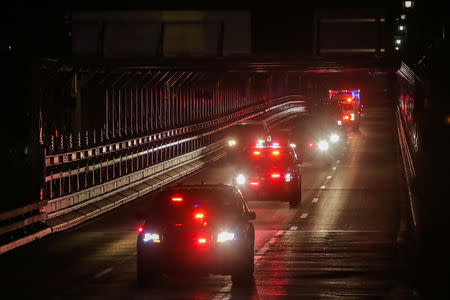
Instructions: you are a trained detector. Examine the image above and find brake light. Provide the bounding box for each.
[343,114,350,120]
[347,98,353,103]
[308,142,314,148]
[171,196,183,202]
[253,150,261,156]
[137,226,143,233]
[272,142,280,148]
[271,173,281,179]
[198,238,207,244]
[194,213,205,219]
[272,150,280,156]
[249,180,259,186]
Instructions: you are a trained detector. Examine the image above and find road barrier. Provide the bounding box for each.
[0,96,305,255]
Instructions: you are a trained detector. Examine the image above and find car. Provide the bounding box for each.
[226,119,270,154]
[231,141,302,207]
[136,184,256,287]
[284,115,346,163]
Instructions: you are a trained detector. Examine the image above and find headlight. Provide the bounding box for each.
[284,173,292,182]
[217,231,235,243]
[236,174,246,185]
[329,134,339,143]
[337,120,343,126]
[143,233,160,243]
[318,140,329,151]
[228,139,236,147]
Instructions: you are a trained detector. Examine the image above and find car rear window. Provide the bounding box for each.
[151,189,241,220]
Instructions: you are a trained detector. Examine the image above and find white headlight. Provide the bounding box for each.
[217,231,235,243]
[318,140,329,151]
[284,173,292,182]
[143,233,160,243]
[236,174,246,185]
[228,139,236,147]
[337,120,343,126]
[330,134,339,143]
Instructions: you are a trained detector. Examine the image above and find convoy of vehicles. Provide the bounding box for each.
[137,99,359,287]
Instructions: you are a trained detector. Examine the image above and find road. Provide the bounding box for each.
[0,106,417,299]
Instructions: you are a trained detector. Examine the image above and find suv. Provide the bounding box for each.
[226,119,270,152]
[232,141,302,207]
[136,184,256,287]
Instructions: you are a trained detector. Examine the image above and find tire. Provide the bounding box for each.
[137,255,158,288]
[289,183,301,208]
[231,238,254,286]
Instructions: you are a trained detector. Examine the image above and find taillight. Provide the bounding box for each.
[271,173,281,179]
[347,98,353,103]
[253,150,261,156]
[249,180,259,186]
[272,142,280,148]
[171,196,183,202]
[137,226,143,233]
[308,142,314,148]
[198,238,207,244]
[343,114,350,120]
[272,150,280,156]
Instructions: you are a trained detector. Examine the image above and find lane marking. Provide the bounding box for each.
[326,175,332,179]
[289,226,298,231]
[312,197,319,203]
[300,213,308,219]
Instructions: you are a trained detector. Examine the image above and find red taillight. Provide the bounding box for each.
[272,142,280,148]
[343,114,350,120]
[271,173,281,179]
[249,180,259,186]
[347,98,353,103]
[137,227,143,233]
[198,238,207,244]
[308,142,314,148]
[253,150,261,156]
[272,150,280,156]
[171,196,183,202]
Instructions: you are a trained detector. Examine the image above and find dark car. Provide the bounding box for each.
[136,184,256,287]
[287,115,347,162]
[231,141,302,207]
[226,119,270,153]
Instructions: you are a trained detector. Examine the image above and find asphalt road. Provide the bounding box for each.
[0,107,417,299]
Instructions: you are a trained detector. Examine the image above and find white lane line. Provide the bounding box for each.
[320,185,326,189]
[312,197,319,203]
[289,226,298,231]
[332,166,337,170]
[326,175,332,179]
[94,267,113,279]
[300,213,308,219]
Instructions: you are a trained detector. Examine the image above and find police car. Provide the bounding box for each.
[136,184,256,287]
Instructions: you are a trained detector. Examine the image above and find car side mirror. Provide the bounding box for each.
[245,211,256,221]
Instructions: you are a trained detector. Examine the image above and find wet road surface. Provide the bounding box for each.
[0,107,417,299]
